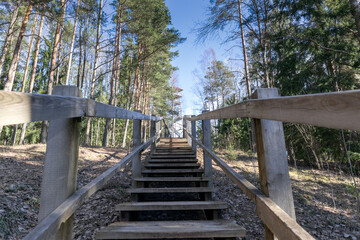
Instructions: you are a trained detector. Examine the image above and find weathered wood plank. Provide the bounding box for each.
[0,90,94,125]
[184,89,360,131]
[133,177,209,182]
[252,88,296,240]
[0,91,162,126]
[38,86,82,240]
[202,110,212,187]
[186,131,314,240]
[95,220,246,239]
[115,201,227,211]
[128,187,213,194]
[93,102,161,121]
[23,134,159,240]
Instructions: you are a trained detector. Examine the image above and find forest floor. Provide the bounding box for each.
[0,144,359,239]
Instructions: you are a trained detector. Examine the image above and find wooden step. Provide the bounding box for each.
[144,163,200,168]
[95,220,246,239]
[155,147,193,151]
[115,201,227,211]
[133,177,209,182]
[149,155,196,159]
[142,169,203,174]
[152,152,195,156]
[148,158,198,163]
[128,187,213,194]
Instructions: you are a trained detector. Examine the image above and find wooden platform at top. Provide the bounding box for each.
[96,138,245,239]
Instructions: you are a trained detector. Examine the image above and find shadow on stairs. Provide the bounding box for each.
[95,138,246,240]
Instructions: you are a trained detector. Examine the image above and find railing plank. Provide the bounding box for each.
[184,89,360,131]
[24,133,160,240]
[0,91,94,125]
[93,102,161,121]
[185,130,315,240]
[0,91,162,125]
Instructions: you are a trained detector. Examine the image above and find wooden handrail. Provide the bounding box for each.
[184,129,315,240]
[0,91,162,125]
[24,130,162,240]
[184,89,360,131]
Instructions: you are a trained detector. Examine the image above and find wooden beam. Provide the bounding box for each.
[0,90,94,125]
[184,102,247,121]
[185,131,314,240]
[191,116,197,158]
[38,86,82,239]
[252,88,296,240]
[202,110,212,188]
[132,111,142,185]
[184,89,360,131]
[0,91,162,126]
[93,102,161,121]
[24,134,158,240]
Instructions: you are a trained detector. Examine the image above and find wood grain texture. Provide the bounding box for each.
[0,91,162,125]
[253,88,296,240]
[24,133,160,240]
[115,201,227,211]
[184,89,360,131]
[93,102,161,121]
[127,187,213,193]
[95,220,246,239]
[38,86,82,240]
[185,131,314,240]
[0,91,92,125]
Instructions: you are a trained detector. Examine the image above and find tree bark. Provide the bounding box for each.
[77,22,82,87]
[40,0,66,143]
[85,0,102,146]
[21,11,39,93]
[237,0,251,96]
[0,1,20,79]
[19,13,45,145]
[4,3,33,91]
[29,13,45,93]
[65,0,81,85]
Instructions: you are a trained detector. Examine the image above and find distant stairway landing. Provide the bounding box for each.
[96,138,246,239]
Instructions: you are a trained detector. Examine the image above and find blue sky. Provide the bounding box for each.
[165,0,239,116]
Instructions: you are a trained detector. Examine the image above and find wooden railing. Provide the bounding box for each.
[0,85,164,240]
[183,88,360,240]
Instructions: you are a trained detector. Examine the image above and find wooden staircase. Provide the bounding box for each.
[96,138,246,239]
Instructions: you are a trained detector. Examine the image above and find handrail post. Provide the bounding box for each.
[182,117,187,138]
[183,115,191,144]
[191,115,197,158]
[150,119,156,152]
[38,86,82,239]
[202,110,212,187]
[252,88,296,240]
[160,120,163,138]
[132,110,142,185]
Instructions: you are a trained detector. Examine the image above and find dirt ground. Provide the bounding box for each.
[0,144,359,239]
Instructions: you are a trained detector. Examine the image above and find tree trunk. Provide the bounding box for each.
[18,11,38,145]
[4,3,33,91]
[20,13,45,145]
[40,0,66,143]
[77,22,82,87]
[0,1,20,79]
[21,11,39,93]
[237,0,251,96]
[85,0,102,146]
[65,0,81,85]
[11,125,18,146]
[29,13,45,93]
